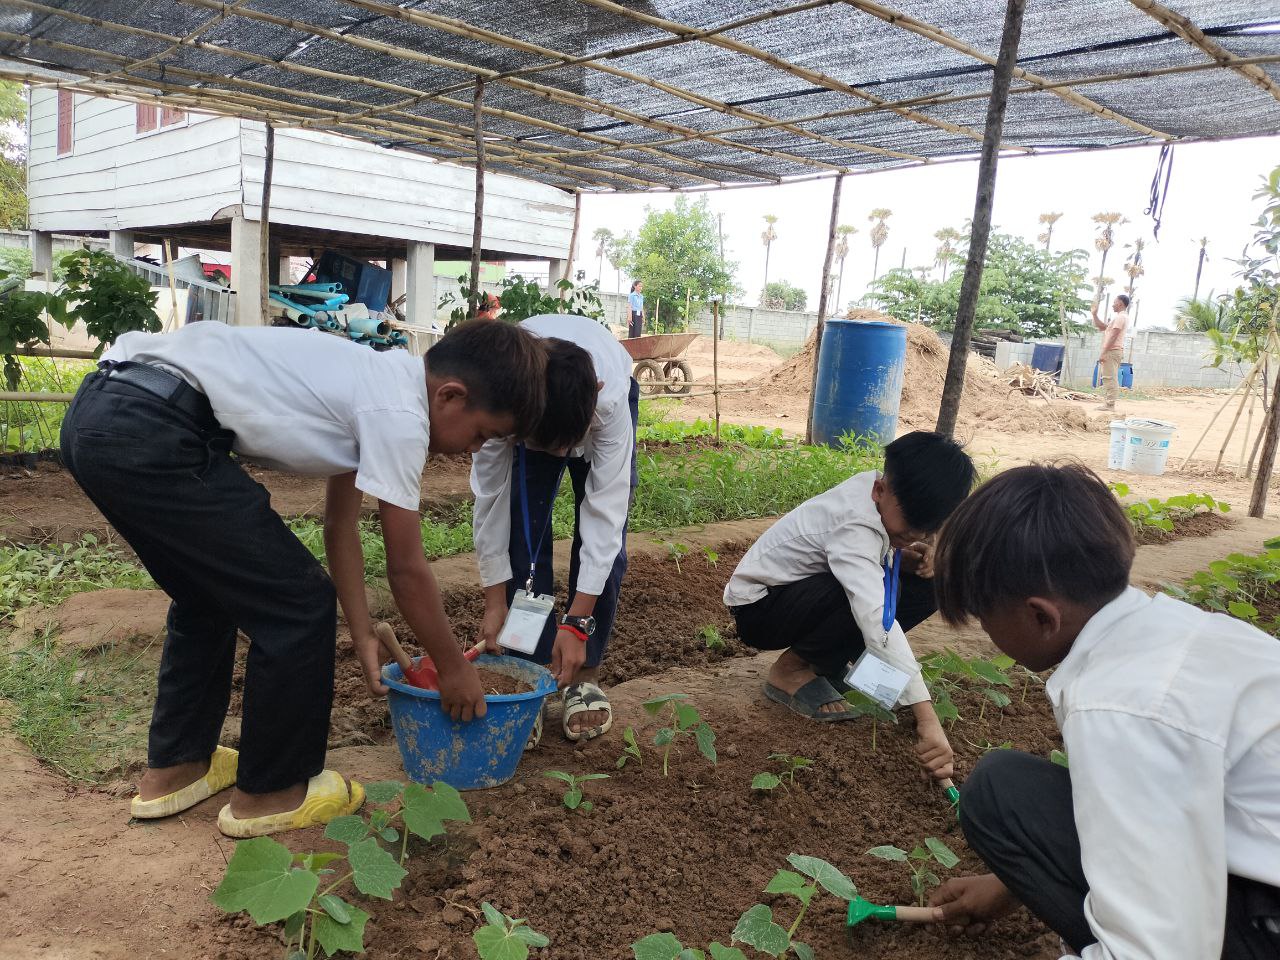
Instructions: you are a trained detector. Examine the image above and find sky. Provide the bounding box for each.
[571,135,1280,332]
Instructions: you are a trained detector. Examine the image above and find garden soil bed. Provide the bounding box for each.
[1132,509,1233,546]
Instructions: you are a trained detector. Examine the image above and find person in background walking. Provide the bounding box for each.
[627,280,645,338]
[1091,293,1130,412]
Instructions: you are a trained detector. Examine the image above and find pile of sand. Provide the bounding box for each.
[747,311,1096,434]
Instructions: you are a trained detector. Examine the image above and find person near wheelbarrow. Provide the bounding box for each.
[723,431,976,782]
[60,320,546,838]
[471,312,638,745]
[927,464,1280,959]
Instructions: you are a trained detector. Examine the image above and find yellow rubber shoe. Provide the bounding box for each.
[130,746,239,820]
[216,770,365,839]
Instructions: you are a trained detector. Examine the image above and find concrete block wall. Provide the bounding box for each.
[598,291,819,347]
[1057,330,1246,390]
[994,341,1034,369]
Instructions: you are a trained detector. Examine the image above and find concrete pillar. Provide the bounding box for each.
[277,254,292,286]
[390,257,407,303]
[230,215,264,326]
[548,258,567,290]
[405,241,435,329]
[29,229,53,277]
[108,230,135,260]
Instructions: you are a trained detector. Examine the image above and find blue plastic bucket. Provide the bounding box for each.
[811,319,907,446]
[1092,361,1134,389]
[382,654,556,790]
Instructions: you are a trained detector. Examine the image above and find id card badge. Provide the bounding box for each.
[496,590,555,655]
[844,649,910,711]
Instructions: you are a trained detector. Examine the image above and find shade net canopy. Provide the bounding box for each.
[1,0,1278,192]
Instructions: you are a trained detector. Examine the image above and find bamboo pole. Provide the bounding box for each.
[712,299,722,443]
[13,346,96,360]
[562,192,581,302]
[806,174,845,444]
[469,81,486,319]
[1215,374,1256,472]
[1239,383,1256,477]
[1177,357,1262,470]
[0,391,74,403]
[164,239,180,331]
[259,123,274,327]
[936,0,1025,437]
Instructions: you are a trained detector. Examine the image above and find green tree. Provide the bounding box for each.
[621,195,737,332]
[933,227,961,283]
[1174,293,1231,332]
[866,231,1090,338]
[761,280,807,311]
[0,81,26,230]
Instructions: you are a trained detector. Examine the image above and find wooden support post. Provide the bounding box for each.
[562,191,581,301]
[469,80,486,318]
[1250,365,1280,517]
[935,0,1025,437]
[259,123,274,327]
[712,297,721,443]
[806,173,845,445]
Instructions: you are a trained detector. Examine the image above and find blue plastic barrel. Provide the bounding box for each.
[1030,343,1064,377]
[811,320,907,446]
[1092,361,1135,389]
[382,654,556,790]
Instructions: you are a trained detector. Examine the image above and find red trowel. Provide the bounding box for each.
[375,621,482,691]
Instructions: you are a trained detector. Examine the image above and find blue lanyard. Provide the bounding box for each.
[882,548,901,633]
[516,443,566,594]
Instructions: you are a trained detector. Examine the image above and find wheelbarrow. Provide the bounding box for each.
[620,332,700,396]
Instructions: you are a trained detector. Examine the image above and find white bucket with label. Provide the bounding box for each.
[1122,419,1176,476]
[1108,419,1128,470]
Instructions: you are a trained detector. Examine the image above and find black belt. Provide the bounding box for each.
[97,360,215,427]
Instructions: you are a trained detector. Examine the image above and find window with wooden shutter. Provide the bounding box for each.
[159,106,186,128]
[56,89,73,155]
[136,103,157,134]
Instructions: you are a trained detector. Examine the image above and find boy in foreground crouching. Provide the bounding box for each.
[724,431,976,780]
[930,463,1280,958]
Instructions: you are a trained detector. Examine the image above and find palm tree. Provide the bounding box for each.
[933,227,961,282]
[868,208,892,281]
[1193,237,1209,302]
[834,224,856,309]
[1038,212,1063,251]
[760,214,778,304]
[591,227,613,286]
[1175,294,1231,332]
[1124,237,1145,298]
[1092,212,1128,315]
[606,237,627,323]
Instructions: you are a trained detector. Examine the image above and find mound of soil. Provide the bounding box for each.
[1133,510,1233,546]
[746,314,1096,435]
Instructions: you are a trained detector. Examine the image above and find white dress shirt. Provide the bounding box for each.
[470,314,635,596]
[723,470,929,705]
[1048,587,1280,960]
[106,323,429,511]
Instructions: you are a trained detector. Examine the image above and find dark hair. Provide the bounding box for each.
[934,463,1134,625]
[425,320,546,436]
[630,280,642,292]
[882,431,976,532]
[1115,294,1131,308]
[530,338,598,450]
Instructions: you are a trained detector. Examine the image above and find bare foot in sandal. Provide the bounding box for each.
[563,668,612,740]
[767,649,847,716]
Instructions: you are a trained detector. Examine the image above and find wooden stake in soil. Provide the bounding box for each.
[259,122,274,327]
[469,79,486,318]
[806,173,844,445]
[1178,357,1262,470]
[712,297,721,443]
[935,0,1025,437]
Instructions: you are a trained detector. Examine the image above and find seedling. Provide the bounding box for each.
[632,934,746,960]
[642,693,717,777]
[213,780,469,958]
[474,902,549,960]
[666,541,690,573]
[616,726,643,770]
[543,770,610,813]
[866,837,959,907]
[703,547,720,567]
[700,624,726,651]
[1111,482,1231,535]
[732,854,859,958]
[963,736,1012,755]
[752,753,814,793]
[843,689,897,752]
[1164,540,1280,638]
[969,655,1015,722]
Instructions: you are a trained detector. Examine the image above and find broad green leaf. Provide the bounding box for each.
[674,702,702,730]
[347,837,407,900]
[731,904,790,957]
[580,800,594,813]
[763,869,808,897]
[1228,600,1259,619]
[932,696,960,724]
[981,688,1011,708]
[369,809,389,830]
[296,852,344,871]
[380,827,399,843]
[969,660,1014,687]
[694,723,717,763]
[678,951,706,960]
[313,902,370,956]
[401,784,446,840]
[481,902,507,929]
[866,845,908,862]
[511,925,549,948]
[633,932,686,960]
[709,945,749,960]
[324,815,368,846]
[1050,749,1070,767]
[543,771,574,784]
[654,727,676,746]
[212,837,319,924]
[317,893,351,924]
[752,772,782,791]
[565,790,582,811]
[475,923,540,960]
[363,780,403,805]
[909,846,931,861]
[786,854,857,901]
[790,942,815,960]
[283,910,305,940]
[580,773,611,782]
[924,837,960,869]
[643,693,687,715]
[427,781,471,823]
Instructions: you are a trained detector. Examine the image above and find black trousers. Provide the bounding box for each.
[61,371,336,794]
[961,750,1280,958]
[628,311,643,338]
[502,379,640,670]
[730,568,937,676]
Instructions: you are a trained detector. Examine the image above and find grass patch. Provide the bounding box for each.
[0,629,156,782]
[0,534,153,619]
[1,357,94,452]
